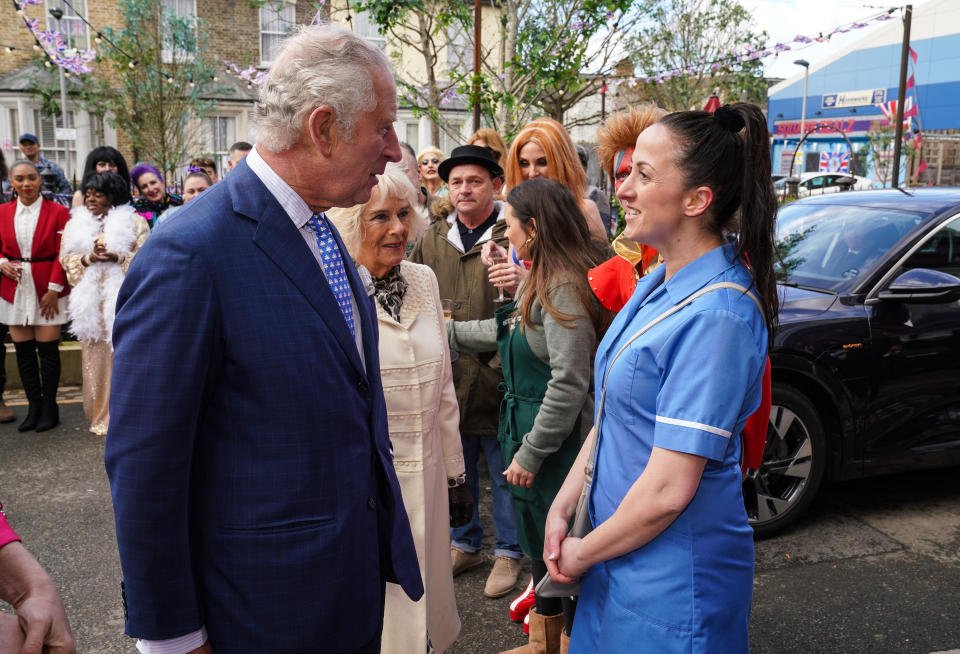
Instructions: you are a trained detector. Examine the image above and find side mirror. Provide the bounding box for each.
[877,268,960,303]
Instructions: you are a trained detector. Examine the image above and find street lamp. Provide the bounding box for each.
[794,59,810,143]
[49,6,71,186]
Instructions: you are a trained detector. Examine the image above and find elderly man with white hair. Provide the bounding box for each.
[105,24,423,654]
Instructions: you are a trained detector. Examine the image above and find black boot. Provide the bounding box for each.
[14,340,40,432]
[35,340,61,432]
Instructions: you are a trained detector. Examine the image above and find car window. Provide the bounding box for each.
[900,215,960,278]
[776,203,926,292]
[807,176,823,189]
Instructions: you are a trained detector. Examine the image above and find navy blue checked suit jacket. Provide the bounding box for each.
[105,159,423,653]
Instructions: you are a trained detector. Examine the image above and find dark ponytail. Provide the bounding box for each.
[658,102,779,334]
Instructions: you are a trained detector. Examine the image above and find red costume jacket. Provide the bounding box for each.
[0,198,71,304]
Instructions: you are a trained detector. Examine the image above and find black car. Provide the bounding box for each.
[745,189,960,537]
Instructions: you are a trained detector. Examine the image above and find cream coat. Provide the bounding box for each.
[380,261,465,654]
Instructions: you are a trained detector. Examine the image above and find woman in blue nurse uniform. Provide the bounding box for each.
[542,102,780,653]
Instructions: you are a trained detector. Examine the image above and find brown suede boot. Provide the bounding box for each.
[560,628,570,654]
[500,608,563,654]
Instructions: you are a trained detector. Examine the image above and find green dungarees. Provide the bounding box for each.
[495,301,581,561]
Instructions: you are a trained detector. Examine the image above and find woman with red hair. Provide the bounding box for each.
[504,118,608,244]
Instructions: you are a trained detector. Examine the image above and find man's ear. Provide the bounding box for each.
[492,175,503,194]
[684,185,713,218]
[307,106,338,157]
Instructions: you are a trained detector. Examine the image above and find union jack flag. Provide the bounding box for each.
[819,151,850,173]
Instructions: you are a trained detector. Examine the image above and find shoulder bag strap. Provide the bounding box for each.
[586,282,761,480]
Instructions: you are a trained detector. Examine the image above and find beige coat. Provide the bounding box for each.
[380,261,465,654]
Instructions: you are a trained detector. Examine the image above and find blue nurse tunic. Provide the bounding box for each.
[569,242,766,654]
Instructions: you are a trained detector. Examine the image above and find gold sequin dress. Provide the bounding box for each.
[61,207,149,435]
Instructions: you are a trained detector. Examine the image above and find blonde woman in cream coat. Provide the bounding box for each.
[329,163,471,654]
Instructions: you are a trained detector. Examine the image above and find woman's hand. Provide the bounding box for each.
[39,290,59,320]
[488,261,525,297]
[543,508,575,584]
[503,458,535,488]
[1,261,21,281]
[93,252,120,263]
[480,240,506,266]
[557,536,590,579]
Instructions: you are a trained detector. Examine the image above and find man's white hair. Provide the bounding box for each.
[254,24,393,153]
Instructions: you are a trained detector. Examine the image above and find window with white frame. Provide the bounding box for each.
[445,25,471,73]
[45,0,88,50]
[32,109,77,179]
[260,1,295,65]
[439,126,461,156]
[201,115,237,177]
[404,123,419,153]
[161,0,197,63]
[352,9,386,50]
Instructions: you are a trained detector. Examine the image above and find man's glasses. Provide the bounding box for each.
[421,158,441,165]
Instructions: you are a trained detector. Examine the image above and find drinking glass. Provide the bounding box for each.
[490,249,509,304]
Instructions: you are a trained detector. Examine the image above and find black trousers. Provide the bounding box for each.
[0,323,7,391]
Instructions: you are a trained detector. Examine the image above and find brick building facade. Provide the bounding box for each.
[0,0,318,184]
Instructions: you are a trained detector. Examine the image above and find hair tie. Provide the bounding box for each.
[186,165,205,174]
[714,105,745,132]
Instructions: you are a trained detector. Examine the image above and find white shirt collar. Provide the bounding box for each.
[245,146,314,228]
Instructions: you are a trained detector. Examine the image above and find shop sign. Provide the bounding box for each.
[822,88,887,109]
[773,116,885,139]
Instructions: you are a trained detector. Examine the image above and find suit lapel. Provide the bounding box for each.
[229,163,366,378]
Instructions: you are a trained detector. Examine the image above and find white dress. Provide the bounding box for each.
[0,199,68,326]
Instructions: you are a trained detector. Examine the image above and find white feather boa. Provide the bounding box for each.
[61,204,139,343]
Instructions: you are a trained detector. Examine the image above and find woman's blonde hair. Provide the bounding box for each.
[416,146,445,164]
[467,128,507,165]
[328,163,428,260]
[504,118,586,200]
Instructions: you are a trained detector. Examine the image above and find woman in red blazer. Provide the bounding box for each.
[0,160,70,432]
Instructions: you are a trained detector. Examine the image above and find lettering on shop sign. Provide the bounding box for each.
[773,117,885,139]
[842,343,863,349]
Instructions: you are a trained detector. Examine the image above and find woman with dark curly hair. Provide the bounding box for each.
[61,172,149,435]
[71,146,131,208]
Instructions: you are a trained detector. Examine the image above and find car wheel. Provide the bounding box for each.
[743,384,827,538]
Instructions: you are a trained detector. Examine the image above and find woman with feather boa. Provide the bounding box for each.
[60,172,149,435]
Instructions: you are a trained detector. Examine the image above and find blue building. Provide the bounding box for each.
[767,0,960,185]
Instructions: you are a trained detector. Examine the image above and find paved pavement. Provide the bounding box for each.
[1,402,959,653]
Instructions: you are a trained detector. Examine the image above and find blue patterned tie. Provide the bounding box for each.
[306,211,355,337]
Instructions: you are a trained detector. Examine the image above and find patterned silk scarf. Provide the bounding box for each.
[373,265,407,322]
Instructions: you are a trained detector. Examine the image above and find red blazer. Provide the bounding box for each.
[0,198,71,304]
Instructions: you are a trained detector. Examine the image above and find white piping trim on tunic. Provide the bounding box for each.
[655,415,732,438]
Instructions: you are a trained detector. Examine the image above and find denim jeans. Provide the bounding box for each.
[450,434,522,559]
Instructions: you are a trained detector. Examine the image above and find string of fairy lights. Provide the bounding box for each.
[2,1,903,92]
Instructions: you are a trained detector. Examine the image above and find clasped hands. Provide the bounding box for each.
[481,241,526,297]
[88,241,119,264]
[543,510,591,583]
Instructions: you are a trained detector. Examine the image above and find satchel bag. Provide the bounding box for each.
[536,281,762,598]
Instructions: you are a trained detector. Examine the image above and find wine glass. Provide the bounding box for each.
[490,248,509,304]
